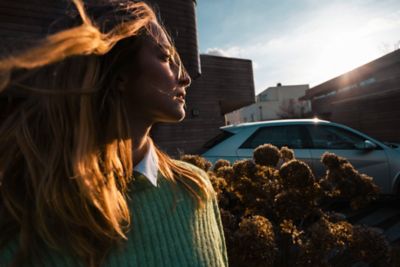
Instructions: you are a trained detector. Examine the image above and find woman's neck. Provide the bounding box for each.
[131,123,152,167]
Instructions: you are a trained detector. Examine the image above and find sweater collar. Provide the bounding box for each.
[133,141,159,187]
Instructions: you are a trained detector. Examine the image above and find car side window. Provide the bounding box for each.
[240,126,307,149]
[307,125,370,149]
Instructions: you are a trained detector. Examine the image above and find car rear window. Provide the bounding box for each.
[203,130,234,149]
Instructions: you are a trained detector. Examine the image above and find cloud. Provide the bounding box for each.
[361,16,400,37]
[205,48,229,57]
[205,47,245,57]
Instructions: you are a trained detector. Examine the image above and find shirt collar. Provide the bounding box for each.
[133,142,159,187]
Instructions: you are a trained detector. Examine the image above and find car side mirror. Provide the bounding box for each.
[355,140,377,150]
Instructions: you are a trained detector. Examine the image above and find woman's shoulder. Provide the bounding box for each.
[172,159,214,192]
[172,159,208,176]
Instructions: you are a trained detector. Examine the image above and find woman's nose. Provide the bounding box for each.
[178,70,191,88]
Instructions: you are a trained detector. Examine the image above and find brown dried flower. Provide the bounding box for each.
[279,160,315,189]
[349,225,390,263]
[280,146,295,162]
[274,190,316,220]
[232,159,258,178]
[207,172,227,196]
[321,152,348,169]
[253,144,281,167]
[319,153,379,209]
[280,219,304,246]
[187,147,390,266]
[232,215,277,267]
[213,159,231,172]
[215,165,235,181]
[308,215,353,251]
[180,154,212,171]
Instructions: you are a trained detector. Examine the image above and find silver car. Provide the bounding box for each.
[202,119,400,195]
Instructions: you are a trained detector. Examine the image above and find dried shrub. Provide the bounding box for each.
[207,172,227,197]
[280,146,295,162]
[232,159,258,180]
[319,152,379,209]
[232,215,277,267]
[389,243,400,267]
[253,144,281,167]
[308,215,353,251]
[213,159,231,172]
[219,208,238,259]
[279,160,315,189]
[279,219,304,246]
[274,190,317,221]
[349,225,390,264]
[215,166,234,183]
[183,144,389,266]
[180,154,212,172]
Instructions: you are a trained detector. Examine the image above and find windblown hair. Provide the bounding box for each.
[0,1,212,266]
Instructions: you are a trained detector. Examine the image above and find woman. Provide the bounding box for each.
[0,1,228,266]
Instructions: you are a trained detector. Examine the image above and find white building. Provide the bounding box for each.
[225,84,311,124]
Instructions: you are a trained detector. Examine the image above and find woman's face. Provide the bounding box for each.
[119,22,191,124]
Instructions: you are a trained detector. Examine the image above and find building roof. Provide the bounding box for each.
[258,84,309,96]
[301,49,400,100]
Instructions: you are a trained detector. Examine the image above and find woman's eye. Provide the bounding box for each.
[161,53,172,62]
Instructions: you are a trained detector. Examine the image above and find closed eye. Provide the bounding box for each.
[160,52,172,62]
[157,43,175,63]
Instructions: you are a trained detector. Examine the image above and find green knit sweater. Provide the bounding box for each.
[0,162,228,267]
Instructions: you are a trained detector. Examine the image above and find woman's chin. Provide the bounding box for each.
[158,109,186,123]
[172,110,186,122]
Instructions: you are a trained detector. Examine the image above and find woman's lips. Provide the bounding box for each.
[174,95,185,104]
[174,90,186,104]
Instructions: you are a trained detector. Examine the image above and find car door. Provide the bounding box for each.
[305,124,390,192]
[235,125,312,167]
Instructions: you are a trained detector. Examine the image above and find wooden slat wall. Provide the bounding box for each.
[145,0,200,78]
[304,50,400,99]
[0,1,256,157]
[0,0,200,77]
[309,52,400,143]
[330,90,400,143]
[152,55,255,156]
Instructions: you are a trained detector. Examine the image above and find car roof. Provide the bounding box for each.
[220,118,388,148]
[221,118,332,133]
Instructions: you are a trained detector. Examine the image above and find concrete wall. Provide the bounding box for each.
[226,84,310,124]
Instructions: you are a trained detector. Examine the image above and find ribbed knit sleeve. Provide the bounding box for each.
[0,162,228,267]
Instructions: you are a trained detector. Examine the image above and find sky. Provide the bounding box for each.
[197,0,400,94]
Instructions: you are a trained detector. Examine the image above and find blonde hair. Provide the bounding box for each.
[0,1,212,266]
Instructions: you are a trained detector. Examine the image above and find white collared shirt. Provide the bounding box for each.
[133,142,159,187]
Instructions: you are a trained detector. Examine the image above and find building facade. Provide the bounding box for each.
[226,84,310,124]
[301,49,400,143]
[0,0,255,156]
